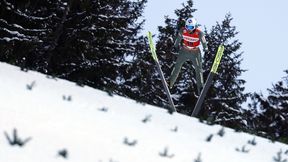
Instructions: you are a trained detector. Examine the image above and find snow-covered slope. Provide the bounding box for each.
[0,62,287,162]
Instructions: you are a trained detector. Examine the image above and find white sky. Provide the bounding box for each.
[143,0,288,95]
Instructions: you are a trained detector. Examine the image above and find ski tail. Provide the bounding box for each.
[147,31,176,114]
[191,45,225,117]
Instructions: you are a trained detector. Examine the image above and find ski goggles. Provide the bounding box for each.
[185,25,195,30]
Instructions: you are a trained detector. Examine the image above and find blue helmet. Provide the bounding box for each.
[185,17,197,31]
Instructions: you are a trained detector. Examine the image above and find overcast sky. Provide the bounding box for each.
[143,0,288,95]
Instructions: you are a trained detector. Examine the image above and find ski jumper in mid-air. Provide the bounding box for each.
[169,17,208,95]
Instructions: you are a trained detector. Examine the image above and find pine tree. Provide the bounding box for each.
[247,70,288,143]
[201,14,249,129]
[0,0,66,70]
[44,0,148,94]
[0,0,148,95]
[121,38,158,105]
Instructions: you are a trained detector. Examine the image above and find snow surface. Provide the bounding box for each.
[0,62,287,162]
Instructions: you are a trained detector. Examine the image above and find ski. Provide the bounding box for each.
[147,31,176,114]
[191,45,225,117]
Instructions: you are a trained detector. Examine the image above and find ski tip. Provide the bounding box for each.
[219,44,225,50]
[147,31,152,37]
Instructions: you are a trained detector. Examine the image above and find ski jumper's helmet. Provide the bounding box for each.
[185,17,197,31]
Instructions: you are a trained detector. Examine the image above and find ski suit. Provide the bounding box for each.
[169,27,208,95]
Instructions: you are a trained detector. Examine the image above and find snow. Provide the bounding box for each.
[2,28,27,37]
[0,61,287,162]
[0,37,31,42]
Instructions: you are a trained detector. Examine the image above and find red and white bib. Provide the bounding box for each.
[182,28,201,48]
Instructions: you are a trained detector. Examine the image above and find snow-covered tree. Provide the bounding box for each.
[45,0,147,93]
[201,14,249,129]
[0,0,148,95]
[0,0,65,69]
[247,70,288,143]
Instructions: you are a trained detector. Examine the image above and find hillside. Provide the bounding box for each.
[0,62,287,162]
